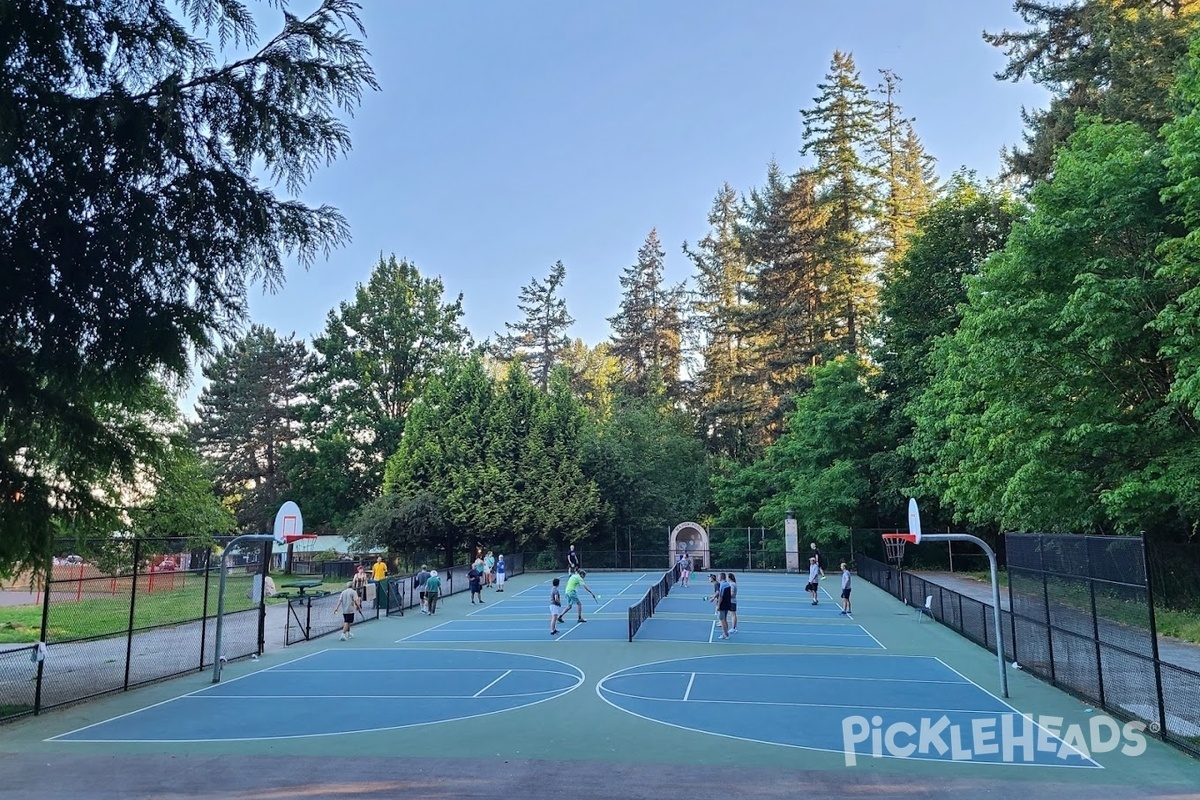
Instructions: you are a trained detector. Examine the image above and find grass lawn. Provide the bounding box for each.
[0,574,345,644]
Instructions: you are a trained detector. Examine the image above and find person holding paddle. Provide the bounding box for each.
[558,569,598,624]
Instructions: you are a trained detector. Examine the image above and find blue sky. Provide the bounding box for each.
[229,0,1046,389]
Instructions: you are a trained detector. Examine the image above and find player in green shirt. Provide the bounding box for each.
[559,569,598,624]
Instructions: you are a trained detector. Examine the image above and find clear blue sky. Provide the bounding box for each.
[233,0,1045,382]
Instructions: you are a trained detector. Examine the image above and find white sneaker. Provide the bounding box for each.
[339,634,347,641]
[719,634,729,639]
[347,632,354,639]
[730,628,738,633]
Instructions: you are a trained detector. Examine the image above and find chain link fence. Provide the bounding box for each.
[0,538,271,723]
[858,533,1200,760]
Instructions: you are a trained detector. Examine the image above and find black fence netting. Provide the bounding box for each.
[385,554,526,618]
[859,533,1200,760]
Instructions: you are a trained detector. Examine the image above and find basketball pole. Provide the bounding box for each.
[916,533,1008,698]
[212,534,277,683]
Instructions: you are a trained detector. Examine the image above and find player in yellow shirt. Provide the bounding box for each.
[371,556,388,582]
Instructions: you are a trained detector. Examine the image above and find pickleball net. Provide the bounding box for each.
[627,562,682,641]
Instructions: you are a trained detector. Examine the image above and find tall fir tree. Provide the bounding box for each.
[608,229,686,400]
[192,326,309,532]
[491,261,575,391]
[738,164,830,443]
[685,183,759,461]
[872,70,939,263]
[801,50,882,354]
[985,0,1200,186]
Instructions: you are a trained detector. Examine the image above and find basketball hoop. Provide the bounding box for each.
[278,534,317,545]
[882,533,917,564]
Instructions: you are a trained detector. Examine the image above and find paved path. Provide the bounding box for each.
[910,571,1200,673]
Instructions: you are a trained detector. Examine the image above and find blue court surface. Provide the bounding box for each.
[50,649,583,743]
[596,652,1102,768]
[399,617,881,648]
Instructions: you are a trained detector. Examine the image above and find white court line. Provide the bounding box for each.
[46,648,330,742]
[933,657,1102,768]
[473,669,512,697]
[599,687,1015,716]
[268,667,576,676]
[395,619,453,642]
[683,672,696,701]
[708,620,716,643]
[617,669,969,685]
[860,626,886,649]
[182,689,562,701]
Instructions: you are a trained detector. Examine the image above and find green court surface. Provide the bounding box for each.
[1,571,1198,799]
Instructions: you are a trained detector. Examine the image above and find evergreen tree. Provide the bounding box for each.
[192,326,309,532]
[484,363,541,549]
[492,261,575,391]
[738,164,829,442]
[872,70,939,262]
[985,0,1200,185]
[608,229,686,400]
[558,339,622,418]
[0,0,375,575]
[801,50,882,354]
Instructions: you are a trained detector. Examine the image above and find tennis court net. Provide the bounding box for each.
[627,562,681,641]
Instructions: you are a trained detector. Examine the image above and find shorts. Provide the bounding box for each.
[718,608,729,620]
[342,612,355,624]
[681,569,690,579]
[419,590,426,600]
[497,573,506,584]
[565,590,579,606]
[841,588,852,599]
[805,581,818,592]
[729,603,737,613]
[550,604,563,615]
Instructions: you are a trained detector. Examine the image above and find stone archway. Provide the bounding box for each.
[669,522,710,570]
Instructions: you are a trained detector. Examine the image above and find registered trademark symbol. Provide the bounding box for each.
[1149,722,1161,734]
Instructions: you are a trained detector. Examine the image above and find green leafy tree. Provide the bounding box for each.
[909,119,1184,532]
[584,399,711,550]
[192,326,309,532]
[492,261,575,391]
[558,339,621,418]
[0,0,375,575]
[713,356,881,545]
[308,254,470,498]
[870,174,1024,522]
[128,445,236,543]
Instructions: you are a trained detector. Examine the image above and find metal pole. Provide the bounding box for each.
[919,534,1009,698]
[212,534,276,683]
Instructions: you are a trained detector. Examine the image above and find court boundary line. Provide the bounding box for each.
[598,687,1016,716]
[173,688,569,700]
[48,648,587,744]
[616,669,970,685]
[592,653,1104,770]
[46,648,328,742]
[932,657,1102,768]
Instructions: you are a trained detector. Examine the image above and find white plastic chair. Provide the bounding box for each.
[916,595,933,622]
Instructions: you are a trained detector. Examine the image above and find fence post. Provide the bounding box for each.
[199,547,212,669]
[1040,539,1056,685]
[34,556,53,715]
[1006,540,1018,671]
[1143,536,1169,739]
[123,539,141,691]
[257,541,270,654]
[1084,537,1106,710]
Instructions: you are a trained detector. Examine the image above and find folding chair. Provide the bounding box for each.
[915,595,933,622]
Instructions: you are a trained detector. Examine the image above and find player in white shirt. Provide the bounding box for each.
[805,557,821,605]
[839,562,852,615]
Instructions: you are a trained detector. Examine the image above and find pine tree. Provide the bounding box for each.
[192,326,309,531]
[738,165,830,443]
[685,184,758,460]
[491,261,575,391]
[985,0,1200,185]
[872,71,939,263]
[608,229,686,399]
[801,50,882,354]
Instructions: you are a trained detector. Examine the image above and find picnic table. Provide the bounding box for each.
[281,580,323,597]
